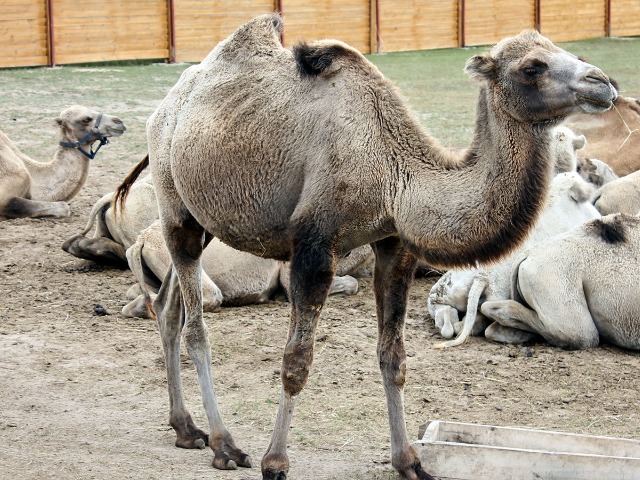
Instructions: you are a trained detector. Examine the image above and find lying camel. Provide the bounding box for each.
[576,156,619,188]
[564,95,640,176]
[115,15,616,478]
[123,220,372,318]
[62,175,372,312]
[62,174,157,268]
[428,172,601,346]
[0,105,125,220]
[481,213,640,350]
[592,169,640,215]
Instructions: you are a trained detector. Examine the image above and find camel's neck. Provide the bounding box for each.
[397,85,555,268]
[22,141,91,202]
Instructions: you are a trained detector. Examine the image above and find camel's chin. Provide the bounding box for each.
[106,128,126,137]
[578,99,614,114]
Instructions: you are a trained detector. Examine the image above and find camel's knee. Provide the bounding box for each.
[122,294,153,319]
[281,341,313,396]
[378,348,407,387]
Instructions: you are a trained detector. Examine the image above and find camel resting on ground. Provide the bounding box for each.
[480,213,640,350]
[428,172,601,346]
[592,169,640,215]
[115,14,615,478]
[0,105,125,220]
[123,220,372,318]
[564,95,640,176]
[62,175,372,312]
[576,156,619,188]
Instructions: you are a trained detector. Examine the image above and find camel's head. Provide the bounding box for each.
[464,30,617,124]
[54,105,126,144]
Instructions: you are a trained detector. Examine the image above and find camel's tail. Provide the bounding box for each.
[114,154,149,216]
[434,272,488,349]
[125,237,156,320]
[79,192,115,236]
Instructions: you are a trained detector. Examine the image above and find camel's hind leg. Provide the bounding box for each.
[261,226,337,479]
[155,211,251,470]
[372,238,435,480]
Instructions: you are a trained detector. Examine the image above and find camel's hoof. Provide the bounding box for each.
[212,455,237,470]
[174,428,209,449]
[400,464,436,480]
[262,470,287,480]
[212,451,251,470]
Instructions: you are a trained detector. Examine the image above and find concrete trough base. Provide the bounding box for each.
[413,420,640,480]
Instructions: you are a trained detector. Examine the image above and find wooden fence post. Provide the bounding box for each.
[167,0,176,63]
[370,0,379,54]
[458,0,465,47]
[46,0,55,66]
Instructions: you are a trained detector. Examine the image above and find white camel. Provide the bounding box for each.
[0,105,125,220]
[62,175,372,313]
[114,15,616,479]
[480,213,640,350]
[428,172,601,347]
[592,169,640,215]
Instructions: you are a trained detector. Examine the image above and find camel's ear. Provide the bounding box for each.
[464,54,497,81]
[53,117,63,127]
[573,134,586,151]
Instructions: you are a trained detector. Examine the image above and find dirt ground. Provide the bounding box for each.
[1,56,640,479]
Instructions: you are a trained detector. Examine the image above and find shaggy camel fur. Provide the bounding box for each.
[592,169,640,215]
[564,95,640,176]
[481,213,640,350]
[429,172,600,347]
[62,177,371,311]
[576,156,619,188]
[0,105,125,220]
[115,14,616,479]
[122,220,372,318]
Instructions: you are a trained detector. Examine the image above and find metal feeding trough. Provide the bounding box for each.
[413,420,640,480]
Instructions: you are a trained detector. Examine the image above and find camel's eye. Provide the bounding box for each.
[522,62,547,79]
[82,116,93,125]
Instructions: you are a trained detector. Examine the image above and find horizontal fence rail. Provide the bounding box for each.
[1,0,638,68]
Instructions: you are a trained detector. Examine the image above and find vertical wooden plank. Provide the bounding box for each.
[378,0,458,52]
[173,0,276,63]
[464,0,535,47]
[282,0,370,53]
[0,0,49,68]
[539,0,606,42]
[610,0,640,37]
[52,0,170,64]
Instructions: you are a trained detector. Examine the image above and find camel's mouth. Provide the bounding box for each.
[577,83,618,114]
[105,126,127,137]
[577,95,615,114]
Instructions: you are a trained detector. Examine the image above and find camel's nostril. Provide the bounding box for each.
[585,69,609,85]
[113,118,123,125]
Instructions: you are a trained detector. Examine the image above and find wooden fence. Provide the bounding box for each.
[1,0,639,68]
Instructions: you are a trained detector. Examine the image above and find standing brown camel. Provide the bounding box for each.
[0,105,125,220]
[116,14,616,479]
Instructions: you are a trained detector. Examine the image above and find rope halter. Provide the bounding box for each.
[59,112,110,160]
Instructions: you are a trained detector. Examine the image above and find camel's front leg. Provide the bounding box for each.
[2,196,70,219]
[62,233,128,267]
[160,218,251,469]
[372,238,435,480]
[261,230,336,480]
